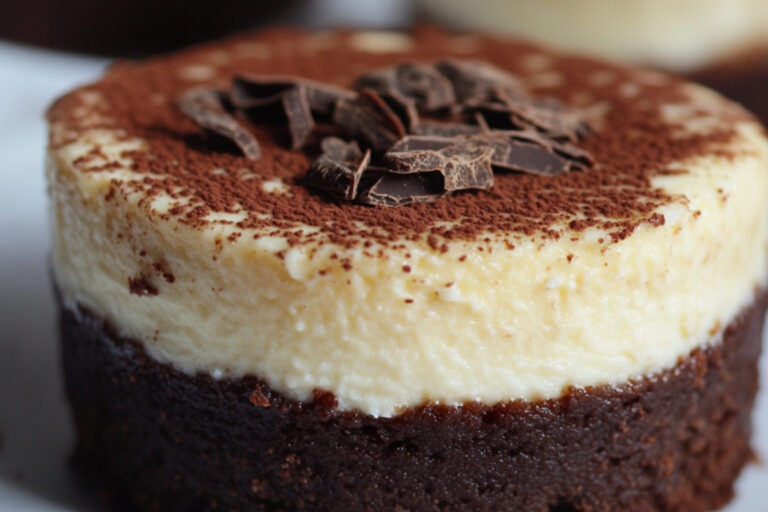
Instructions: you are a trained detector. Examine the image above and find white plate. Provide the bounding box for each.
[0,33,766,511]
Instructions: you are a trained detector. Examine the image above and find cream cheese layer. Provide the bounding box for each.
[417,0,768,71]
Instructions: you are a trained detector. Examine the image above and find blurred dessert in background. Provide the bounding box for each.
[0,0,301,56]
[416,0,768,122]
[416,0,768,71]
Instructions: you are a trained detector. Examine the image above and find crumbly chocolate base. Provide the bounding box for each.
[60,291,767,512]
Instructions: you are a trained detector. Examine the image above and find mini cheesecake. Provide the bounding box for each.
[47,28,768,511]
[417,0,768,124]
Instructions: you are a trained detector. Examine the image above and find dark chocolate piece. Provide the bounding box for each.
[230,77,322,149]
[482,134,580,176]
[355,62,455,112]
[505,129,594,169]
[281,86,314,149]
[333,89,407,152]
[60,289,767,511]
[385,135,456,153]
[232,75,354,117]
[412,121,483,137]
[436,59,523,107]
[359,136,494,206]
[305,137,371,201]
[358,172,447,207]
[304,83,357,118]
[378,91,419,133]
[478,92,590,142]
[389,132,589,178]
[230,76,293,111]
[475,130,593,175]
[388,142,494,193]
[177,87,261,160]
[474,111,491,132]
[320,136,363,161]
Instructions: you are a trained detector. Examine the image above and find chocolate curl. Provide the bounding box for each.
[177,87,261,160]
[355,62,455,113]
[305,137,371,201]
[436,59,524,107]
[333,89,407,153]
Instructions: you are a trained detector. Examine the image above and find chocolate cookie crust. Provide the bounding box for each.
[60,290,767,512]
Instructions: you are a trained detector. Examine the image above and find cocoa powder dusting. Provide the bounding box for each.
[47,27,751,248]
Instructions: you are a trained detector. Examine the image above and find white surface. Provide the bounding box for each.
[1,17,767,512]
[0,41,108,511]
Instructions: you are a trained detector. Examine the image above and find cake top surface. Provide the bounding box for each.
[48,28,768,415]
[48,27,753,250]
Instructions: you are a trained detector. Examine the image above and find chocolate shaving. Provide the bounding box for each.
[333,89,407,152]
[386,135,455,153]
[378,136,495,201]
[474,111,491,132]
[413,121,483,137]
[476,132,583,176]
[231,76,291,110]
[355,62,455,112]
[436,59,523,107]
[231,76,325,149]
[305,137,371,201]
[179,58,596,207]
[379,91,419,133]
[232,75,354,117]
[281,86,314,149]
[396,144,494,192]
[504,130,594,170]
[321,136,364,161]
[390,132,590,177]
[358,172,447,207]
[304,83,357,117]
[177,87,261,160]
[478,90,590,142]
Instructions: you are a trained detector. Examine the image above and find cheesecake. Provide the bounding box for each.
[47,28,768,511]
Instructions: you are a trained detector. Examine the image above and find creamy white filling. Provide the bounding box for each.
[417,0,768,70]
[49,94,768,418]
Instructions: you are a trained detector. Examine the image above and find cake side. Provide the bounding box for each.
[47,29,768,416]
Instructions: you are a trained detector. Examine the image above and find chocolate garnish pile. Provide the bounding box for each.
[178,88,262,160]
[178,59,593,206]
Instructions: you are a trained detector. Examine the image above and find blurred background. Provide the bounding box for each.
[0,0,411,56]
[0,0,766,510]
